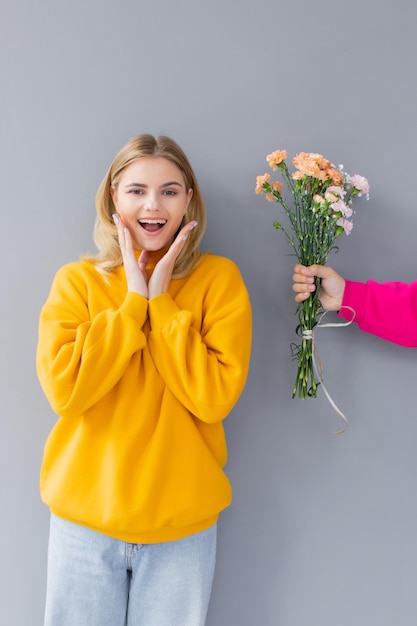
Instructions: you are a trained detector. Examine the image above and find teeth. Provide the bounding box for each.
[138,219,166,224]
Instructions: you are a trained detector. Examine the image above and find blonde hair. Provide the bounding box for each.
[86,134,207,278]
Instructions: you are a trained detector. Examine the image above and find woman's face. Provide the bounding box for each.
[111,156,193,251]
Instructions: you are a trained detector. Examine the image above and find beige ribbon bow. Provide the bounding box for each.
[302,306,356,435]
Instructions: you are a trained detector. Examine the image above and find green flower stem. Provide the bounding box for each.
[292,280,322,398]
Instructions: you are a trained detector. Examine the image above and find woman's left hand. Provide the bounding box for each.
[148,221,198,299]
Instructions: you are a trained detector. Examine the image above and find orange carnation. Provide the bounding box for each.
[266,180,283,202]
[255,173,271,194]
[267,150,287,170]
[327,167,343,186]
[271,181,283,194]
[292,152,332,180]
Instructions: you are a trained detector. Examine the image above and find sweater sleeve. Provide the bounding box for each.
[338,279,417,347]
[36,263,149,418]
[147,259,252,424]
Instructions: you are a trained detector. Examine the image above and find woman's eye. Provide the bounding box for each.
[163,190,177,196]
[130,189,144,195]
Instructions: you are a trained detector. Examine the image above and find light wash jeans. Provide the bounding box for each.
[44,514,217,626]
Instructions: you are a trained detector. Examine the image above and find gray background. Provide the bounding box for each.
[2,0,417,624]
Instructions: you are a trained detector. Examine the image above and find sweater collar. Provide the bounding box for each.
[134,246,170,271]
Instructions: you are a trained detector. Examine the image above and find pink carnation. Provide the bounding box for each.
[326,185,346,199]
[337,217,353,235]
[350,174,369,194]
[332,199,353,218]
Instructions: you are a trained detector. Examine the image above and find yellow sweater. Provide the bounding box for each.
[36,251,252,543]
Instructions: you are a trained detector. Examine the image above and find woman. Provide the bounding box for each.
[292,263,417,346]
[37,134,252,625]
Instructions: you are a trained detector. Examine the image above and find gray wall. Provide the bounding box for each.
[2,0,417,624]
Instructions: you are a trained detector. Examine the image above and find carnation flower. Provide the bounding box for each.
[267,150,287,170]
[326,185,346,199]
[331,199,353,218]
[325,191,339,204]
[292,152,333,181]
[271,181,283,194]
[265,181,284,202]
[255,173,271,194]
[350,174,370,195]
[337,217,353,235]
[313,194,326,205]
[327,168,344,186]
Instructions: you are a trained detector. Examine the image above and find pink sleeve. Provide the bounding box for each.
[338,279,417,347]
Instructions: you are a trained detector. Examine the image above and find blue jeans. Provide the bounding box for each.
[44,514,217,626]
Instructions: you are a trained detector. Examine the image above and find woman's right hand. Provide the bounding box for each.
[113,214,149,297]
[292,264,346,311]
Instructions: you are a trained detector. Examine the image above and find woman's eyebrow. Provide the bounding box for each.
[124,181,184,189]
[161,181,183,188]
[124,182,146,188]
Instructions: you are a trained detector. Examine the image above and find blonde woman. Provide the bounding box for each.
[37,134,252,625]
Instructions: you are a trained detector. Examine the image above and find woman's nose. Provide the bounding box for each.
[143,194,160,210]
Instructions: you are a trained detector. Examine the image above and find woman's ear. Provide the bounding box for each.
[185,188,193,211]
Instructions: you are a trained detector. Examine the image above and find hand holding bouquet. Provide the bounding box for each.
[256,149,369,399]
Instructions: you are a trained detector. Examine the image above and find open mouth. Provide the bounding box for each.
[138,218,167,233]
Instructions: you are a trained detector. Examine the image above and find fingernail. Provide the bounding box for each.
[112,214,120,224]
[190,221,198,229]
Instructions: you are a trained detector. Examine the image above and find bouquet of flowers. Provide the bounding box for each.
[256,149,369,400]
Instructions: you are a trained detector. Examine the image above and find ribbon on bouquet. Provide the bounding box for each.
[302,306,356,435]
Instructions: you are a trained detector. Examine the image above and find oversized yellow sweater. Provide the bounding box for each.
[36,250,252,543]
